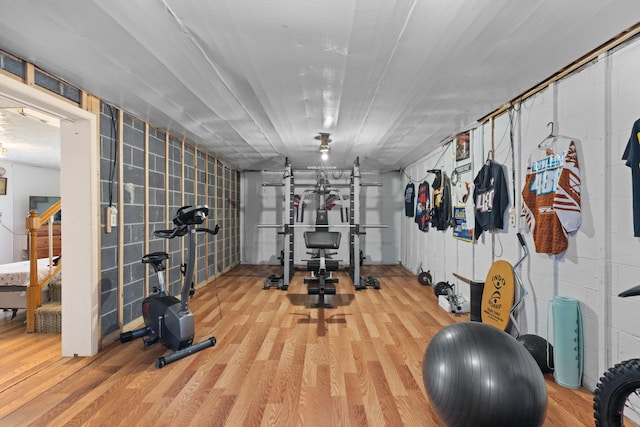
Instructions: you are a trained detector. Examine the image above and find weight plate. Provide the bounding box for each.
[417,271,432,286]
[433,281,451,297]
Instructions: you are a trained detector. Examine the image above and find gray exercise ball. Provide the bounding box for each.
[422,322,548,427]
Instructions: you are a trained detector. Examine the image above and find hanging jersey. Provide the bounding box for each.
[415,181,431,231]
[622,119,640,237]
[521,140,581,254]
[430,171,452,231]
[404,182,415,217]
[473,161,510,239]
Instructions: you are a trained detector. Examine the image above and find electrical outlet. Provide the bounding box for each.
[110,207,118,227]
[509,207,516,227]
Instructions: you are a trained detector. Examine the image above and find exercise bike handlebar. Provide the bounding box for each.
[195,224,220,236]
[154,224,219,239]
[154,227,187,239]
[154,206,218,240]
[619,284,640,298]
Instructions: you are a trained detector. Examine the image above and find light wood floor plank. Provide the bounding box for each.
[0,265,603,426]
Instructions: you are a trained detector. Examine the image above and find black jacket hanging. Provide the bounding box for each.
[473,160,510,239]
[430,170,452,231]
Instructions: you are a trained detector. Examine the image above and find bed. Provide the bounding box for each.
[0,258,60,319]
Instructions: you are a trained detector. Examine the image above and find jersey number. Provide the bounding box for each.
[530,168,561,195]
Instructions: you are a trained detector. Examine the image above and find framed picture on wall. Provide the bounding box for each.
[456,131,470,161]
[0,177,6,195]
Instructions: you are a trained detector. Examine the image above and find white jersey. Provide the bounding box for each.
[521,140,581,254]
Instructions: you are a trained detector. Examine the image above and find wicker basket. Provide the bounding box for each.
[35,302,62,333]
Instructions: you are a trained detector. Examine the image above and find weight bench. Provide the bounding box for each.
[303,231,341,308]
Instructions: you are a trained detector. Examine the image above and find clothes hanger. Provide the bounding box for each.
[538,122,556,148]
[485,150,494,165]
[538,121,575,148]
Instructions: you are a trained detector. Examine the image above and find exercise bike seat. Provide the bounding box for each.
[142,252,170,267]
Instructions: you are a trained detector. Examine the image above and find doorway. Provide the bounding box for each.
[0,73,99,356]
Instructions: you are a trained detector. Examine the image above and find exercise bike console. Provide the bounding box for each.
[120,205,220,368]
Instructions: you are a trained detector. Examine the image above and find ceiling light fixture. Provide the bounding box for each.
[14,107,61,128]
[315,132,331,162]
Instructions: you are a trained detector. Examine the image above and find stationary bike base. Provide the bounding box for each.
[119,326,152,343]
[156,336,217,368]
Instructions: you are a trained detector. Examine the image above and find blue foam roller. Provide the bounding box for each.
[551,296,583,389]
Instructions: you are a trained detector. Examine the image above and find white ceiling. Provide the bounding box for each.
[0,1,638,171]
[0,96,60,170]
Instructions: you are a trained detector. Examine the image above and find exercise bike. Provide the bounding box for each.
[593,284,640,426]
[120,205,219,368]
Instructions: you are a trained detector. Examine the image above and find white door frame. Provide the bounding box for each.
[0,73,99,356]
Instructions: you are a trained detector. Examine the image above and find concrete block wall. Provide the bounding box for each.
[120,113,146,325]
[99,105,240,337]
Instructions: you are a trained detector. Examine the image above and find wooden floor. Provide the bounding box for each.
[0,264,597,426]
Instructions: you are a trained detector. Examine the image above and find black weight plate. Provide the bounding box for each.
[433,281,451,297]
[417,271,432,286]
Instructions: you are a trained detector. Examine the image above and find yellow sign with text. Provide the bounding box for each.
[481,260,515,331]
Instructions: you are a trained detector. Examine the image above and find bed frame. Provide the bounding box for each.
[0,263,52,320]
[0,221,61,320]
